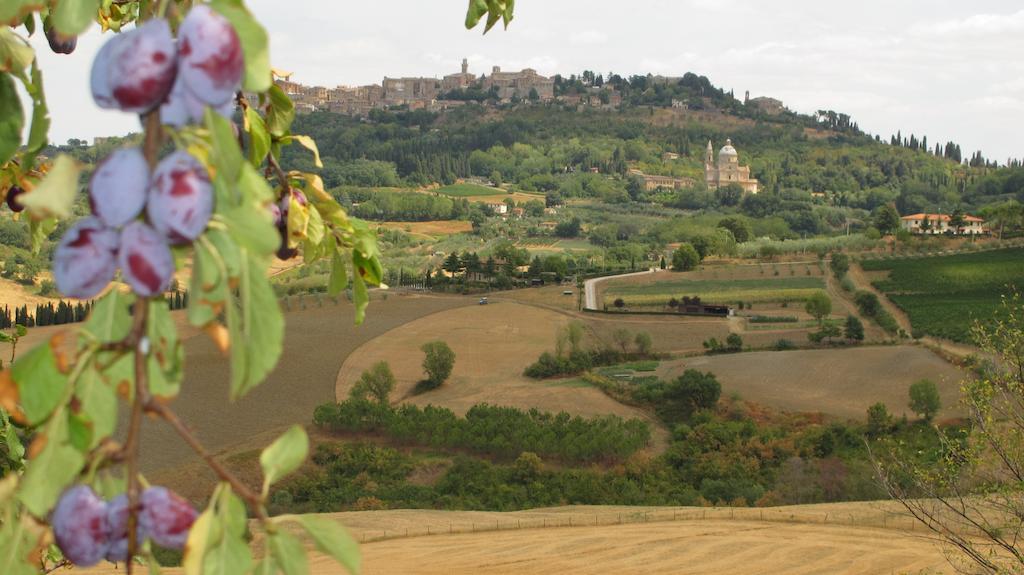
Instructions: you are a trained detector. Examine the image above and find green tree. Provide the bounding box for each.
[715,183,744,207]
[872,205,901,235]
[612,328,632,354]
[844,315,865,341]
[865,402,892,436]
[829,253,850,278]
[443,252,464,275]
[725,333,743,352]
[805,292,833,326]
[908,379,941,422]
[661,370,722,422]
[421,341,456,390]
[634,332,653,355]
[717,216,753,243]
[672,243,700,271]
[350,361,396,406]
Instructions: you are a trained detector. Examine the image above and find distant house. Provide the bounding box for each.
[901,213,986,235]
[486,203,509,215]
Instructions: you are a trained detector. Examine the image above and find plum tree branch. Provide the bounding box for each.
[146,401,266,516]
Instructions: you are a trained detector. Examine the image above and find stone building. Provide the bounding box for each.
[442,59,476,92]
[480,66,554,101]
[628,169,695,192]
[745,92,786,116]
[382,77,442,106]
[704,139,759,194]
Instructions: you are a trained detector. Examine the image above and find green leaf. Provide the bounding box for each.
[503,0,515,27]
[465,0,488,29]
[286,135,321,168]
[295,515,360,575]
[221,205,278,257]
[18,411,86,517]
[202,486,252,575]
[20,59,50,165]
[14,325,26,338]
[206,228,243,279]
[237,161,274,204]
[82,289,135,344]
[285,194,310,246]
[268,530,308,575]
[75,367,116,449]
[259,425,307,489]
[51,0,98,37]
[205,108,243,184]
[146,300,183,399]
[11,339,68,425]
[207,109,244,185]
[266,84,294,138]
[245,107,270,167]
[0,28,34,73]
[19,154,81,220]
[183,507,215,575]
[0,333,11,344]
[210,0,270,92]
[0,74,24,166]
[328,248,348,297]
[189,237,228,327]
[352,263,369,326]
[28,217,56,255]
[0,512,38,575]
[305,202,325,247]
[229,254,283,400]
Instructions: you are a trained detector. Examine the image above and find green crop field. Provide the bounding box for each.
[436,183,505,197]
[861,248,1024,343]
[603,277,826,308]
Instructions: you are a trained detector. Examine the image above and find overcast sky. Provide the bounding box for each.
[20,0,1024,163]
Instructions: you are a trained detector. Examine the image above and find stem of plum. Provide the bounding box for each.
[124,298,149,575]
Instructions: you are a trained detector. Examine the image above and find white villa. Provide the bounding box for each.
[900,213,986,235]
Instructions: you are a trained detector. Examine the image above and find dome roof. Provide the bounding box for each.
[719,138,737,158]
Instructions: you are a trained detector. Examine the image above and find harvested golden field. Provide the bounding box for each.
[335,302,661,426]
[375,220,473,238]
[78,503,954,575]
[493,289,732,354]
[666,345,966,419]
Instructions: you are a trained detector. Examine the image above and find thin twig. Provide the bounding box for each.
[147,401,266,515]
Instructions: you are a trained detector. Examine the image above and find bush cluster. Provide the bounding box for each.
[314,400,650,464]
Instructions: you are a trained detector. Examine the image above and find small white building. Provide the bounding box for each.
[900,213,986,235]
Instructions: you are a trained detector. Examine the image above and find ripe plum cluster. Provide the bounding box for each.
[54,148,212,299]
[90,7,242,124]
[60,5,240,299]
[52,485,197,567]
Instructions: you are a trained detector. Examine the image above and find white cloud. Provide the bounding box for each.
[910,9,1024,36]
[570,30,608,45]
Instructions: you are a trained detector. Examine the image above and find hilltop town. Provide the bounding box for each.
[268,58,790,117]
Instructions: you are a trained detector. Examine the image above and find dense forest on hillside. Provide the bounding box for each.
[280,104,1022,216]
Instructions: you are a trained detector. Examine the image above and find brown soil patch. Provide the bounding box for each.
[126,294,471,473]
[665,345,966,420]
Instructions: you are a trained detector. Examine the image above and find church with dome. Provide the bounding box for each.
[704,139,759,194]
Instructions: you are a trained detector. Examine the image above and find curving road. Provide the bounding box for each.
[583,269,660,310]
